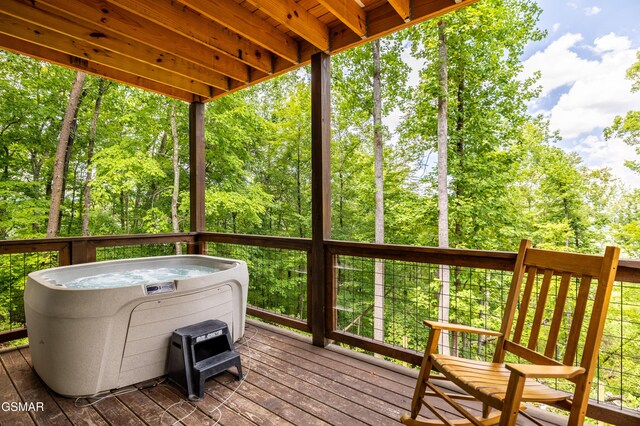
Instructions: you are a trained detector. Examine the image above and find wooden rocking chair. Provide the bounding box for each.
[401,239,620,426]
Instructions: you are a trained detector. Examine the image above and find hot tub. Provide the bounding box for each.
[24,255,248,397]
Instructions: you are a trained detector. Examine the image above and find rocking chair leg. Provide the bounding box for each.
[410,329,441,419]
[500,372,526,426]
[482,403,492,419]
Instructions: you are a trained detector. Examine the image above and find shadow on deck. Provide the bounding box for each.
[0,320,567,425]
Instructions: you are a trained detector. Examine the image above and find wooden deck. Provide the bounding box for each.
[0,320,566,426]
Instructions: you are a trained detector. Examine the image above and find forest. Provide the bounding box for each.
[0,1,638,255]
[1,0,639,414]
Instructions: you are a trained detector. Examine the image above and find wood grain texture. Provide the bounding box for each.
[181,0,300,63]
[0,33,197,101]
[189,102,206,234]
[388,0,411,21]
[317,0,367,37]
[37,0,251,82]
[0,321,634,425]
[251,0,330,50]
[0,12,217,96]
[105,0,273,73]
[1,0,233,88]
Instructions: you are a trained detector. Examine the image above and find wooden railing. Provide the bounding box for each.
[1,233,640,424]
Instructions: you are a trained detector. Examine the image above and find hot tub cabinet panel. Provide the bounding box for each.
[24,255,248,397]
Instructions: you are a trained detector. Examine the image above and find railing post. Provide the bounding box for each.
[70,240,96,264]
[188,233,207,255]
[59,242,71,266]
[189,100,206,254]
[310,51,331,347]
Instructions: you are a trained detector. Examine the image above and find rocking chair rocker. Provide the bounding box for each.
[401,239,620,426]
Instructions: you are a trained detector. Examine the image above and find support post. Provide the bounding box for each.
[310,52,331,347]
[189,101,206,254]
[70,240,96,264]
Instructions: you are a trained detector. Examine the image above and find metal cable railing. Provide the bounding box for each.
[333,252,640,413]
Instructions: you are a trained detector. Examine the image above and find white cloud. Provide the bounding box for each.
[593,32,632,53]
[521,32,640,188]
[522,32,640,138]
[593,33,631,53]
[584,6,602,16]
[552,23,561,32]
[573,135,640,189]
[521,33,597,98]
[567,2,578,10]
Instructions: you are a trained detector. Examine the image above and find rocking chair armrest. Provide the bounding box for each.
[505,363,585,379]
[423,320,503,337]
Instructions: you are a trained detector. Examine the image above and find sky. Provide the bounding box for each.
[386,0,640,189]
[520,0,640,188]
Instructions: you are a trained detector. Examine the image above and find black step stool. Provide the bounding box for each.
[167,319,243,401]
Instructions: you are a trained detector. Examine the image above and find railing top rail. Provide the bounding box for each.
[326,239,640,283]
[199,232,312,251]
[0,232,198,247]
[1,233,638,281]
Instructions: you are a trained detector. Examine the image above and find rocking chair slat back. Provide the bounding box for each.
[527,268,554,351]
[499,244,619,370]
[544,271,573,359]
[563,275,592,365]
[511,266,536,345]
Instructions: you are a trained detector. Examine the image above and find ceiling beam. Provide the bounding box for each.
[208,1,482,103]
[107,0,277,74]
[0,0,232,90]
[179,0,300,64]
[249,0,330,51]
[316,0,480,57]
[316,0,366,38]
[38,0,251,82]
[0,12,217,98]
[0,33,200,102]
[388,0,411,22]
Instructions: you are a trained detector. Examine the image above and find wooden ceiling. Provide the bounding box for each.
[0,0,478,103]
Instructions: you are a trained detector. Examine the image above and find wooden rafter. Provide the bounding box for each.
[0,12,218,98]
[38,0,252,82]
[0,0,232,90]
[0,33,199,102]
[317,0,367,38]
[0,0,480,101]
[179,0,300,64]
[105,0,276,74]
[250,0,330,51]
[388,0,411,22]
[320,0,476,58]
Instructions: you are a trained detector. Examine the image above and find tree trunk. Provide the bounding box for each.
[60,87,86,217]
[66,162,80,234]
[47,71,86,238]
[436,21,450,355]
[82,79,109,236]
[170,103,182,254]
[372,39,386,345]
[451,69,465,357]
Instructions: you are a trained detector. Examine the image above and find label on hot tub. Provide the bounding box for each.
[145,281,175,295]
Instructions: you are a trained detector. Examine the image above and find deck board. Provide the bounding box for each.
[19,348,109,426]
[0,349,35,426]
[0,321,565,426]
[1,349,70,425]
